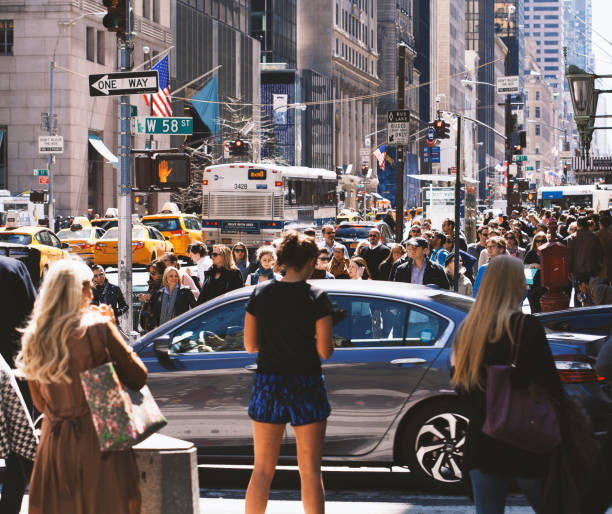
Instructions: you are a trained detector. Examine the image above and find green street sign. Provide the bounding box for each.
[512,155,528,162]
[133,117,193,135]
[525,165,535,171]
[33,168,48,176]
[130,105,138,117]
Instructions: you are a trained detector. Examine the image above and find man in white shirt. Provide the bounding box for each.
[320,224,348,258]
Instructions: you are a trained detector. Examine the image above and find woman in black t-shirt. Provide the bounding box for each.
[244,231,334,514]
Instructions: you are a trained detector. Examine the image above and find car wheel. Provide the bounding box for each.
[399,399,470,493]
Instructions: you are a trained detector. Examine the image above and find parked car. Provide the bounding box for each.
[333,221,394,255]
[56,224,106,264]
[133,281,612,492]
[93,225,174,266]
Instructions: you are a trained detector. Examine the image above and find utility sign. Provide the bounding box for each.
[38,135,64,154]
[33,169,48,176]
[496,76,520,95]
[89,71,159,97]
[133,117,193,135]
[425,127,437,147]
[387,109,410,145]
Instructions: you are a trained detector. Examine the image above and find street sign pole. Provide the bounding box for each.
[48,60,54,229]
[395,45,406,243]
[454,115,462,293]
[118,1,133,337]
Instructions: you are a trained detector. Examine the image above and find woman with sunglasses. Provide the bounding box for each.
[505,231,525,260]
[311,248,335,279]
[232,242,250,282]
[138,259,166,334]
[524,232,548,314]
[197,244,244,305]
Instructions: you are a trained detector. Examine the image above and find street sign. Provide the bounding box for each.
[560,151,573,160]
[89,70,159,97]
[509,163,518,177]
[431,146,440,163]
[364,137,371,147]
[38,176,49,185]
[387,109,410,145]
[38,135,64,154]
[359,147,370,159]
[496,75,520,95]
[525,165,535,171]
[512,154,528,162]
[133,117,193,135]
[425,127,437,147]
[423,147,430,162]
[33,169,48,176]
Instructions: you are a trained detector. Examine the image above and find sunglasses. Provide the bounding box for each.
[211,252,220,257]
[318,256,330,261]
[535,239,546,243]
[234,248,246,253]
[324,231,335,236]
[93,273,104,278]
[486,244,498,249]
[481,232,488,237]
[368,234,379,238]
[411,228,420,233]
[149,270,159,276]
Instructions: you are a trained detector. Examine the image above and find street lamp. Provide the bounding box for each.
[566,65,597,122]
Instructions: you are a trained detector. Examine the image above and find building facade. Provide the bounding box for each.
[251,0,297,67]
[0,0,172,217]
[298,0,380,171]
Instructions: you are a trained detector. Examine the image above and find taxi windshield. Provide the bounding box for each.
[101,227,146,240]
[142,218,181,232]
[334,225,372,239]
[57,229,91,240]
[0,233,32,245]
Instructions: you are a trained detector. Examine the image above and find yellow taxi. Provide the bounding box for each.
[56,224,106,263]
[0,219,70,277]
[93,224,174,266]
[336,212,364,224]
[141,207,202,258]
[90,217,118,232]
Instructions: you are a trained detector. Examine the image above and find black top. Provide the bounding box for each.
[394,259,450,289]
[523,248,541,287]
[197,266,244,305]
[151,286,196,327]
[246,280,334,376]
[457,314,564,478]
[92,279,129,321]
[359,244,390,280]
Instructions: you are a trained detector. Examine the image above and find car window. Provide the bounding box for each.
[328,295,448,347]
[96,228,105,238]
[186,217,200,231]
[48,232,62,248]
[57,229,91,240]
[0,233,32,245]
[142,218,181,232]
[169,299,248,353]
[36,231,52,246]
[101,227,146,240]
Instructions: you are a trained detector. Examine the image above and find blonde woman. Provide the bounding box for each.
[15,259,147,514]
[151,266,196,328]
[197,244,244,304]
[451,256,563,513]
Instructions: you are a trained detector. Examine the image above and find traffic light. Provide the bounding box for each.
[30,191,46,203]
[434,120,450,139]
[229,138,249,157]
[360,164,368,176]
[512,144,522,155]
[153,154,191,188]
[102,0,132,37]
[519,130,527,150]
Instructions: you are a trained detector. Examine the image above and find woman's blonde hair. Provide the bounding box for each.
[16,259,93,384]
[162,266,180,287]
[451,255,526,391]
[213,244,238,271]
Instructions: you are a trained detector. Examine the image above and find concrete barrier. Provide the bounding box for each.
[133,433,199,514]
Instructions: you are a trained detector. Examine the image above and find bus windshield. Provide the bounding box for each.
[0,233,33,245]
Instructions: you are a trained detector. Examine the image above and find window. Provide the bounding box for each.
[544,57,557,62]
[533,23,540,28]
[536,160,541,171]
[0,20,13,55]
[0,127,6,189]
[336,38,339,55]
[96,31,105,65]
[328,296,448,347]
[535,106,541,118]
[336,3,339,25]
[169,299,248,353]
[544,66,559,71]
[153,0,160,23]
[535,91,540,101]
[143,0,150,19]
[86,27,95,62]
[535,124,541,136]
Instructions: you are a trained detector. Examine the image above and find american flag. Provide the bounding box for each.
[373,144,386,170]
[143,55,172,117]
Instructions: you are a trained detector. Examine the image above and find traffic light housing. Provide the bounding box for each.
[360,164,368,176]
[153,154,191,189]
[519,130,527,150]
[512,144,522,155]
[30,190,46,203]
[103,0,132,37]
[229,138,249,157]
[433,120,450,139]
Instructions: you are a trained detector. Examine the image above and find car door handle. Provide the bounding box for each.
[390,358,427,366]
[245,364,258,372]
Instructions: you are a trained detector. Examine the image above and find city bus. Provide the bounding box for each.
[201,162,338,248]
[537,184,612,212]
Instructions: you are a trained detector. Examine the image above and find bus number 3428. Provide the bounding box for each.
[234,184,247,190]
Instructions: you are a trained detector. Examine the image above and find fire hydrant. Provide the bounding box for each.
[539,219,570,312]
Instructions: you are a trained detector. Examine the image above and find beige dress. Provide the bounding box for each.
[28,316,148,514]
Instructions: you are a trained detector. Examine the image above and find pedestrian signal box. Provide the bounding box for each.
[153,154,190,189]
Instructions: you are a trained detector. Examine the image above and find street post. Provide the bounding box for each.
[48,61,54,228]
[504,6,514,216]
[395,44,406,243]
[454,115,462,293]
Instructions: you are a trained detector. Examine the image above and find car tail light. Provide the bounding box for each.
[554,355,606,384]
[95,243,106,249]
[132,242,145,250]
[275,181,282,187]
[170,230,189,236]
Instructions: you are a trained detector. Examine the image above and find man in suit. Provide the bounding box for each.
[394,237,450,289]
[359,228,390,280]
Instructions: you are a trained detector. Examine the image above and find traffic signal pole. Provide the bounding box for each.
[454,115,462,293]
[505,9,513,216]
[117,0,133,337]
[395,45,406,243]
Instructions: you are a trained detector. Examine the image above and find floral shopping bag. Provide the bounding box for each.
[80,361,167,451]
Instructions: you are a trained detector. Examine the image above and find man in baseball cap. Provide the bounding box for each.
[393,237,450,289]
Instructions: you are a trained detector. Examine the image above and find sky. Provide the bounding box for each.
[591,0,612,152]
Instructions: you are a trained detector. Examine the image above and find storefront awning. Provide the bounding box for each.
[88,134,118,166]
[408,174,479,185]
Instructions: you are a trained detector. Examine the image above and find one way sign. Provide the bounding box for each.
[89,71,159,97]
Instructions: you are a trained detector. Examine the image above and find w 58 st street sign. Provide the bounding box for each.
[89,71,159,97]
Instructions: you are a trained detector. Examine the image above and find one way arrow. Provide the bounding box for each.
[89,71,159,97]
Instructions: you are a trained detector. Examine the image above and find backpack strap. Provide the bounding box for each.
[510,313,526,366]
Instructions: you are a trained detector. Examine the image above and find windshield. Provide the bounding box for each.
[101,227,146,240]
[142,218,180,232]
[91,219,118,230]
[334,225,372,239]
[0,233,32,245]
[57,229,91,240]
[429,293,474,312]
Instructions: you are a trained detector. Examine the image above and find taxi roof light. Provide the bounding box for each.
[160,202,180,214]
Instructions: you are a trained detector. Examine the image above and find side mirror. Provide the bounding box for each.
[165,236,170,240]
[153,335,171,358]
[61,242,70,249]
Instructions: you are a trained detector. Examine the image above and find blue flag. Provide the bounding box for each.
[191,76,220,140]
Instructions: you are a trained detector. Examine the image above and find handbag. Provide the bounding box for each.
[80,327,167,452]
[482,314,561,454]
